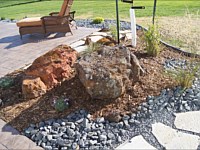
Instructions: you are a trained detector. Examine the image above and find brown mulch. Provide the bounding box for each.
[0,30,195,132]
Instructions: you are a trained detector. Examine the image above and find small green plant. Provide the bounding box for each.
[10,18,15,21]
[80,42,102,56]
[53,98,69,112]
[166,63,199,90]
[1,17,5,20]
[0,77,14,89]
[92,17,104,24]
[143,24,161,57]
[109,25,117,41]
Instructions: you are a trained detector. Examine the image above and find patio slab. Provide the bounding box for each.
[0,22,98,77]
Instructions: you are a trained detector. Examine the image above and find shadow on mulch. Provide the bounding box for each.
[1,74,123,132]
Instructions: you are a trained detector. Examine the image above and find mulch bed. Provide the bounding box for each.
[0,30,194,132]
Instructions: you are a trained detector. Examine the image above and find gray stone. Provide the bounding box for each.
[53,122,60,128]
[122,115,130,120]
[134,120,141,126]
[72,142,78,149]
[61,122,66,126]
[91,135,99,140]
[61,147,68,150]
[67,128,75,137]
[39,121,45,127]
[79,139,85,147]
[75,46,144,100]
[52,134,60,139]
[76,118,84,124]
[70,123,76,129]
[41,142,46,148]
[96,117,105,123]
[57,138,68,147]
[89,140,97,145]
[44,146,53,150]
[119,129,126,136]
[99,135,107,141]
[82,118,90,128]
[25,127,34,134]
[117,136,122,143]
[128,119,135,124]
[35,132,43,141]
[47,135,52,141]
[107,133,115,140]
[117,122,124,128]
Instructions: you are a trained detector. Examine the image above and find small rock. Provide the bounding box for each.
[79,139,85,147]
[99,135,107,141]
[61,122,66,126]
[47,135,52,141]
[96,117,105,123]
[89,140,97,145]
[129,119,135,124]
[53,122,60,128]
[70,123,76,129]
[67,128,75,137]
[107,133,115,140]
[122,115,130,120]
[72,143,78,149]
[134,120,141,126]
[117,136,122,143]
[82,118,90,128]
[61,147,68,150]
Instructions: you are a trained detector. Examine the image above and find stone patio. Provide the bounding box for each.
[0,22,98,77]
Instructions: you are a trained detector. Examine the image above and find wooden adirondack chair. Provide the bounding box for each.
[16,0,75,39]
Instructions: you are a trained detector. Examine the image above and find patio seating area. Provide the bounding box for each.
[0,21,98,77]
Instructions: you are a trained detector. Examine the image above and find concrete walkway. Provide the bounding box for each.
[0,22,98,77]
[0,22,98,149]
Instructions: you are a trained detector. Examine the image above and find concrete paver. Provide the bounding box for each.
[152,123,200,149]
[0,119,42,149]
[116,135,156,150]
[175,111,200,133]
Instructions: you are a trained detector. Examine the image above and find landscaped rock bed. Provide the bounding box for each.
[0,29,200,149]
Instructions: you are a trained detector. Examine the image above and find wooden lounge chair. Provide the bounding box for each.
[16,0,75,39]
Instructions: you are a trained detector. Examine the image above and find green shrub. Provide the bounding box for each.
[92,17,104,24]
[1,17,5,20]
[80,42,102,57]
[109,25,117,41]
[10,18,15,21]
[167,63,199,90]
[143,24,161,57]
[0,77,14,89]
[54,98,69,112]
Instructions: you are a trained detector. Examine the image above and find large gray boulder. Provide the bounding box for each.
[75,46,144,100]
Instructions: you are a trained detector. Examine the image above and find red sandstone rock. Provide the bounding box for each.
[25,45,77,89]
[22,77,47,99]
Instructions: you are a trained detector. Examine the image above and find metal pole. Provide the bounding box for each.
[115,0,120,44]
[152,0,157,24]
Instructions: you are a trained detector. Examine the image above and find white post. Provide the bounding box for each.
[130,8,136,47]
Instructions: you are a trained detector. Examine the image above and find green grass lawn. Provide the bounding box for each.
[0,0,40,8]
[0,0,199,20]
